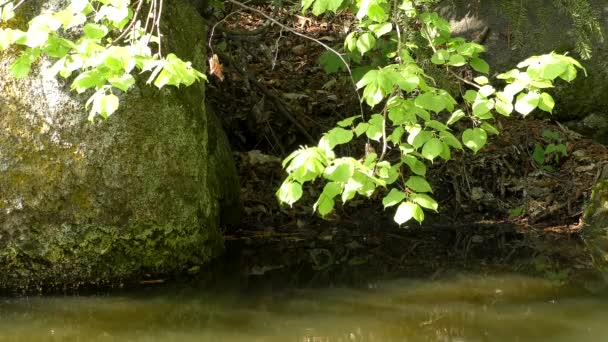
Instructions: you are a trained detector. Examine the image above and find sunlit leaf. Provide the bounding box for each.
[514,91,540,116]
[277,181,303,206]
[405,176,432,193]
[421,138,443,161]
[462,128,487,153]
[470,57,489,74]
[411,193,438,211]
[382,188,406,208]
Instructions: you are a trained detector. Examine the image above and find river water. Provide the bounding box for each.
[0,274,606,341]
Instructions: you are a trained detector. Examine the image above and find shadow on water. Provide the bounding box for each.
[1,273,608,341]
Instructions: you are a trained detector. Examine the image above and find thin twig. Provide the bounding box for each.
[142,0,155,43]
[272,26,284,70]
[216,50,316,145]
[0,0,26,10]
[377,102,390,164]
[448,69,480,89]
[113,0,144,44]
[209,9,245,54]
[222,0,364,119]
[155,0,163,55]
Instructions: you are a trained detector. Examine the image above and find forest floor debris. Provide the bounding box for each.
[205,4,608,288]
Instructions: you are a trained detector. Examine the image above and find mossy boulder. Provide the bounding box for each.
[439,0,608,143]
[582,178,608,283]
[0,0,240,291]
[584,179,608,231]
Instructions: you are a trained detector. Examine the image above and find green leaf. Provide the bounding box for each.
[356,32,376,55]
[403,155,426,176]
[532,144,545,165]
[83,23,109,39]
[447,109,465,126]
[480,122,499,135]
[389,126,405,144]
[456,42,485,57]
[72,70,106,93]
[411,193,438,211]
[9,49,39,78]
[1,2,15,21]
[463,90,479,104]
[383,188,406,208]
[354,122,369,136]
[470,57,489,74]
[474,76,489,85]
[318,50,346,73]
[337,115,360,127]
[538,92,555,113]
[544,143,557,155]
[362,83,384,106]
[412,203,424,223]
[497,69,520,80]
[421,138,443,161]
[425,120,448,132]
[514,91,540,116]
[509,206,524,218]
[439,131,463,149]
[365,114,384,141]
[344,31,357,52]
[302,0,315,12]
[99,93,119,118]
[410,130,432,149]
[447,54,466,66]
[24,28,48,48]
[494,99,513,116]
[431,49,449,64]
[472,99,494,119]
[314,182,343,216]
[369,22,392,38]
[394,201,424,224]
[394,201,413,225]
[415,92,445,113]
[559,64,577,82]
[556,144,567,156]
[439,142,451,161]
[324,161,355,182]
[109,74,135,92]
[542,130,561,141]
[462,128,487,153]
[320,127,353,149]
[0,28,26,50]
[406,176,432,193]
[503,82,526,100]
[526,56,568,80]
[478,85,495,97]
[367,4,388,22]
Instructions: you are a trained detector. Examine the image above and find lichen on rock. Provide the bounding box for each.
[0,0,240,291]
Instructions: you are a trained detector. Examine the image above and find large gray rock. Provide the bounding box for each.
[439,0,608,143]
[0,0,240,290]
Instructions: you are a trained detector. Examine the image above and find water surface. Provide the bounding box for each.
[1,274,606,341]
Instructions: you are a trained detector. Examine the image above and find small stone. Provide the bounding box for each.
[291,44,307,56]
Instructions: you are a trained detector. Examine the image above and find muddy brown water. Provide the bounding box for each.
[0,274,606,341]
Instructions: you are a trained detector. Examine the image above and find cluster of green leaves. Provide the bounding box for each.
[277,0,585,225]
[532,129,568,170]
[0,0,205,120]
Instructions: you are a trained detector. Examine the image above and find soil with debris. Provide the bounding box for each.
[204,4,608,289]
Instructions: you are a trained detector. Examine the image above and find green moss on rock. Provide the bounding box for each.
[0,0,240,292]
[584,179,608,230]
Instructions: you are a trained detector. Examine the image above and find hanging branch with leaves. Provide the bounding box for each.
[0,0,206,120]
[276,0,586,225]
